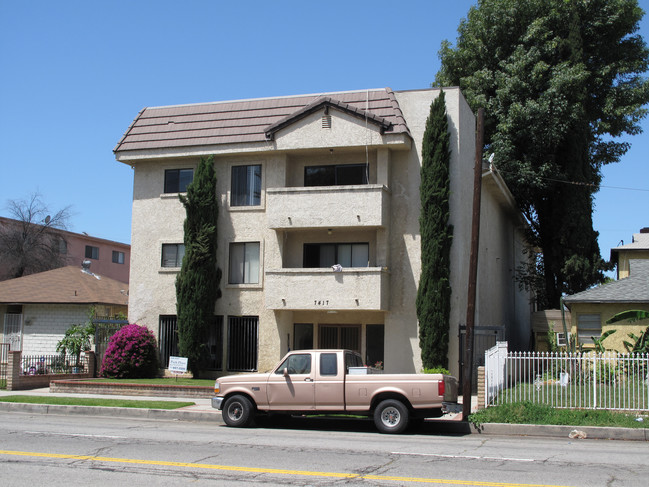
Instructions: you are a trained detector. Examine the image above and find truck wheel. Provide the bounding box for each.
[222,395,254,427]
[374,399,409,434]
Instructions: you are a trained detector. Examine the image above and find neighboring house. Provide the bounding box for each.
[0,264,128,355]
[0,216,131,284]
[114,87,533,378]
[563,254,649,352]
[611,228,649,279]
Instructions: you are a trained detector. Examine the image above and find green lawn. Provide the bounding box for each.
[470,401,649,429]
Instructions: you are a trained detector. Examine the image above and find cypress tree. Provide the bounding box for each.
[176,155,221,375]
[417,90,453,370]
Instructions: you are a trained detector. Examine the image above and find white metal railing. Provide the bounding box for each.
[485,344,649,411]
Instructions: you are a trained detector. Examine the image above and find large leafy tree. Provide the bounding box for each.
[176,156,221,375]
[0,193,71,280]
[435,0,649,308]
[417,90,453,369]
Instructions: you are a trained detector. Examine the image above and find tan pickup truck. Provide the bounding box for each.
[212,349,459,433]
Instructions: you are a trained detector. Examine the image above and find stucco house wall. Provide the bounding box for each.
[117,87,532,378]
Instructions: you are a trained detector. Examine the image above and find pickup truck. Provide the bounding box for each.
[212,349,459,434]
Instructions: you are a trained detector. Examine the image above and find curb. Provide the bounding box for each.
[0,402,222,423]
[1,402,646,440]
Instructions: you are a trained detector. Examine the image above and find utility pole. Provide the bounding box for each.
[463,108,484,420]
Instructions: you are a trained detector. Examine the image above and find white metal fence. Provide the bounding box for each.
[484,343,649,412]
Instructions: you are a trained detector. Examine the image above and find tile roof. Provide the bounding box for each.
[611,231,649,253]
[564,260,649,305]
[114,88,410,153]
[0,266,128,305]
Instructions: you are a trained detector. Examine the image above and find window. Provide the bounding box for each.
[294,323,313,350]
[161,244,185,267]
[112,250,125,264]
[229,242,260,284]
[158,315,178,368]
[577,314,602,345]
[275,353,312,375]
[305,164,368,186]
[85,245,99,260]
[164,169,194,193]
[320,353,338,376]
[52,237,67,255]
[231,164,261,206]
[303,243,369,268]
[228,316,258,371]
[206,316,224,370]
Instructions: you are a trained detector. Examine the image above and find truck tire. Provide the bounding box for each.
[222,395,254,427]
[374,399,409,434]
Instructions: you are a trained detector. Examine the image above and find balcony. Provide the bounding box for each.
[266,185,390,230]
[265,267,390,311]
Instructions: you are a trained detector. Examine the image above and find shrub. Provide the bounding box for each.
[100,324,159,378]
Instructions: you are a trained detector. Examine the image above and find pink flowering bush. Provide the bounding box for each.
[100,324,159,378]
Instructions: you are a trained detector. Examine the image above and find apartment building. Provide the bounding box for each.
[0,216,130,284]
[114,87,532,377]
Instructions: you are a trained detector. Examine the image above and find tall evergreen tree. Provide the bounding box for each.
[417,90,453,370]
[435,0,649,308]
[176,156,221,375]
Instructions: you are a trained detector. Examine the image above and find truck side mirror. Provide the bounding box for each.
[283,367,289,377]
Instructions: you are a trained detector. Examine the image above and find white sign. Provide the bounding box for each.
[168,356,188,374]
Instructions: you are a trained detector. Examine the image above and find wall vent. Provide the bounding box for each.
[322,114,332,129]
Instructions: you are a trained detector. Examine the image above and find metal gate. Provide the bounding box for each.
[3,314,23,351]
[459,325,505,393]
[0,343,9,388]
[93,319,128,374]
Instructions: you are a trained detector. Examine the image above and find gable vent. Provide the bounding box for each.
[322,114,332,129]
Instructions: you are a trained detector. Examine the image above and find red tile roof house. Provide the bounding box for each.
[0,264,128,356]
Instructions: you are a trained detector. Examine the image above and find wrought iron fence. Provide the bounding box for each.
[485,344,649,412]
[20,353,86,376]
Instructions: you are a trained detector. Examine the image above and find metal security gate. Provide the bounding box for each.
[0,343,9,388]
[3,314,23,351]
[93,319,128,374]
[459,325,505,393]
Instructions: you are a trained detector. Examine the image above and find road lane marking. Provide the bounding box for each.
[25,431,127,439]
[392,452,535,462]
[0,449,574,487]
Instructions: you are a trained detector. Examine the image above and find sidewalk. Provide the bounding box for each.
[0,387,647,440]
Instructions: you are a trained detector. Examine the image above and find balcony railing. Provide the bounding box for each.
[265,267,389,311]
[266,185,390,229]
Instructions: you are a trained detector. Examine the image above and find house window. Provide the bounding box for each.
[53,237,67,255]
[231,164,261,206]
[206,316,224,370]
[228,316,258,371]
[228,242,260,284]
[112,251,125,264]
[304,164,368,186]
[158,315,178,368]
[85,245,99,260]
[577,314,602,345]
[164,168,194,193]
[161,244,185,267]
[303,243,369,268]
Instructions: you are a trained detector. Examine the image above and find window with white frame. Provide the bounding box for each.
[112,250,125,264]
[577,314,601,345]
[85,245,99,260]
[303,243,369,268]
[231,164,261,206]
[161,244,185,267]
[229,242,260,284]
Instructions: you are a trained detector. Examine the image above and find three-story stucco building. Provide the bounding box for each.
[114,87,532,378]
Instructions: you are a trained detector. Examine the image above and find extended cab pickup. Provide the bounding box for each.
[212,349,459,433]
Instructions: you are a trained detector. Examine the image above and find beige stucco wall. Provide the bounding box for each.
[126,87,532,378]
[617,251,649,279]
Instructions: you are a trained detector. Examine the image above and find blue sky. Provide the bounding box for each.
[1,0,647,273]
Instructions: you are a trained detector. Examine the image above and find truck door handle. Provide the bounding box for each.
[304,378,313,382]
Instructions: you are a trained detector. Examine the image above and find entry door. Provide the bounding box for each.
[267,352,315,410]
[3,314,23,351]
[319,325,361,352]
